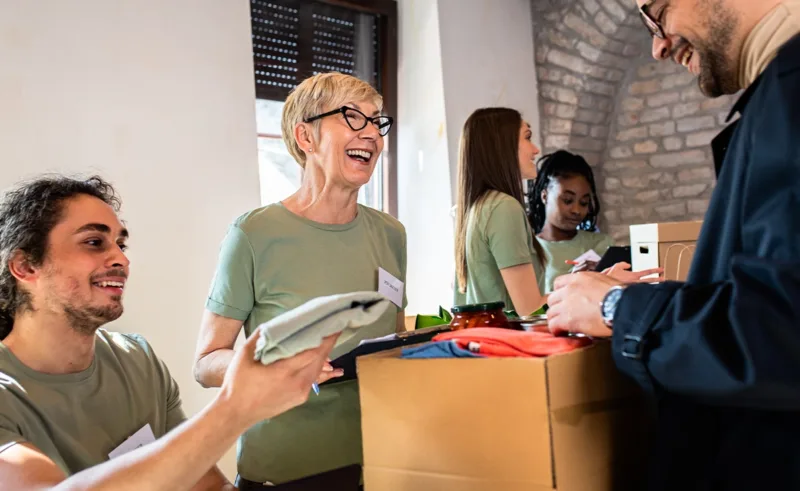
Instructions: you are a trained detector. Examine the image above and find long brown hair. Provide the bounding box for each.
[455,107,544,294]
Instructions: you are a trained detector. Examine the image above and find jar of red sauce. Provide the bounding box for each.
[449,302,511,330]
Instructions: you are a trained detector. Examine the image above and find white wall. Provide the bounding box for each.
[0,0,260,479]
[397,0,454,314]
[438,0,541,198]
[397,0,540,315]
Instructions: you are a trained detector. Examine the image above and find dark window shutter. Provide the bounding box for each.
[250,0,381,101]
[250,0,302,101]
[311,5,356,76]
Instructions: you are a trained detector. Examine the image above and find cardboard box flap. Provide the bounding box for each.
[546,342,651,491]
[545,342,637,411]
[358,350,556,487]
[629,220,703,244]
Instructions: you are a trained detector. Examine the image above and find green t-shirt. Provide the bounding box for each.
[205,202,407,484]
[538,230,615,293]
[0,330,186,475]
[456,191,544,311]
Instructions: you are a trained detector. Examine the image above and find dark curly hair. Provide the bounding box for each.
[527,150,601,234]
[0,175,121,340]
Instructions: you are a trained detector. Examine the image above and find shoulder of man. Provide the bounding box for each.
[774,33,800,76]
[0,362,24,402]
[740,37,800,140]
[94,329,161,367]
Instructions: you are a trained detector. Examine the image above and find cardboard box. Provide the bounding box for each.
[630,220,703,281]
[357,341,653,491]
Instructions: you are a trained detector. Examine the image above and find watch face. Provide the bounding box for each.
[603,287,624,320]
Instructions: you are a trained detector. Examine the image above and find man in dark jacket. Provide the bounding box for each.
[547,0,800,489]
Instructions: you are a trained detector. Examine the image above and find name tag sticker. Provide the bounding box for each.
[109,424,156,459]
[378,267,404,308]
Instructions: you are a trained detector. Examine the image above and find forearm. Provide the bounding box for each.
[613,260,800,408]
[54,395,246,491]
[512,292,547,317]
[190,467,234,491]
[395,311,406,333]
[195,350,236,388]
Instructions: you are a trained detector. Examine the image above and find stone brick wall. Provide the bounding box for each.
[530,0,737,244]
[601,59,737,241]
[532,0,644,167]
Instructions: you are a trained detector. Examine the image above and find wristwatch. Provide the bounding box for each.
[600,285,626,328]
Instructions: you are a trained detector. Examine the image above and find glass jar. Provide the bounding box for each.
[449,302,511,330]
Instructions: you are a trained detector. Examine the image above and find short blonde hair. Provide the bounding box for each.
[281,72,384,168]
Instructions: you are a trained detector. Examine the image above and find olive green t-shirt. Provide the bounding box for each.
[456,191,544,312]
[205,202,407,484]
[0,330,186,475]
[538,230,615,293]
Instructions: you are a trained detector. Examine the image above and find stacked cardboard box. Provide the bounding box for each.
[630,220,703,281]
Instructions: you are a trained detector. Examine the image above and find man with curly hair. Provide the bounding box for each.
[0,175,338,490]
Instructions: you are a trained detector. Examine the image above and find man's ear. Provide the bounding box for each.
[8,250,39,285]
[540,189,548,205]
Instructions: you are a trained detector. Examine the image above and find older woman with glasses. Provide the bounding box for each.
[192,72,405,490]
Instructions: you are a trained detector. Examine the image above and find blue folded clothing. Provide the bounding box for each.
[401,340,483,359]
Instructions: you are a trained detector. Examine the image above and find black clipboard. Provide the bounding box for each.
[319,325,450,386]
[594,246,632,272]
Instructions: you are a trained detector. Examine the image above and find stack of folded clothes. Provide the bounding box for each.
[401,327,592,359]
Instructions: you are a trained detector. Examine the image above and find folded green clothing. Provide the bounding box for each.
[254,291,392,365]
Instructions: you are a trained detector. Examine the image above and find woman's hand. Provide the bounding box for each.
[316,359,344,385]
[602,262,664,283]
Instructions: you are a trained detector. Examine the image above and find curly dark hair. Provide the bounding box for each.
[0,175,121,340]
[527,150,601,234]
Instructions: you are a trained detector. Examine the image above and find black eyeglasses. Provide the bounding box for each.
[304,106,394,136]
[639,0,666,39]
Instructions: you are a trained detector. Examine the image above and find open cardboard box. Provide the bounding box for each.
[630,220,703,281]
[357,340,653,491]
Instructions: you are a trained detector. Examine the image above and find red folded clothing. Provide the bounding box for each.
[433,327,592,357]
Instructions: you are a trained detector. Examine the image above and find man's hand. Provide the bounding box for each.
[219,330,340,429]
[547,272,620,338]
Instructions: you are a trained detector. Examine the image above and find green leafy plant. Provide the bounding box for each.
[414,306,453,329]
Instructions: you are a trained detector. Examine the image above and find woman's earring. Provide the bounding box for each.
[308,148,313,153]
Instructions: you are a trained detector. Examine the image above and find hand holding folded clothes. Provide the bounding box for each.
[254,291,392,365]
[220,326,340,426]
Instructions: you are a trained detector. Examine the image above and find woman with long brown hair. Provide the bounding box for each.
[454,107,546,316]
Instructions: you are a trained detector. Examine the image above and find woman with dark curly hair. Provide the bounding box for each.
[527,150,613,294]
